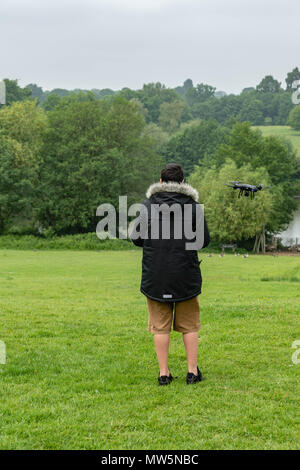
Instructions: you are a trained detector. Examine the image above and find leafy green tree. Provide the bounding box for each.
[37,95,162,233]
[288,104,300,130]
[0,133,38,233]
[161,119,227,175]
[256,75,282,93]
[184,83,216,107]
[276,93,294,125]
[0,100,47,167]
[142,123,170,152]
[48,88,70,98]
[91,88,115,99]
[174,79,194,97]
[42,93,62,111]
[191,94,242,124]
[3,79,32,105]
[158,100,186,133]
[26,83,45,103]
[0,100,48,232]
[189,160,273,243]
[119,87,138,101]
[285,67,300,91]
[136,82,181,123]
[238,97,264,124]
[212,122,299,231]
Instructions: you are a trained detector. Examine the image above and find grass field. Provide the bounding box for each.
[0,250,299,450]
[254,125,300,158]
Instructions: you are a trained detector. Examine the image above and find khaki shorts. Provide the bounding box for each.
[147,296,201,334]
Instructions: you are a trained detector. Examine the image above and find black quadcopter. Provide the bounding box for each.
[225,181,270,200]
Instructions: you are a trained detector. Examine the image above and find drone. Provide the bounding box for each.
[225,181,270,200]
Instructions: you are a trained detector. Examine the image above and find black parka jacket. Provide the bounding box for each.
[131,182,210,302]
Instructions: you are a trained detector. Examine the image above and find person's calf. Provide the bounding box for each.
[154,333,170,377]
[182,331,199,375]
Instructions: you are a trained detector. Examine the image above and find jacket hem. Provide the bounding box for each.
[141,288,202,303]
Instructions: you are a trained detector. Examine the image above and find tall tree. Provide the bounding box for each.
[158,100,186,133]
[0,100,47,167]
[161,119,227,175]
[212,122,299,232]
[0,100,48,232]
[26,83,45,103]
[184,83,216,107]
[0,134,37,232]
[256,75,282,93]
[136,82,181,123]
[285,67,300,91]
[174,78,194,97]
[3,79,32,105]
[189,160,273,244]
[37,94,162,233]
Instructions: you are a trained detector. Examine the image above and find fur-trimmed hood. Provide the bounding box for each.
[146,181,199,202]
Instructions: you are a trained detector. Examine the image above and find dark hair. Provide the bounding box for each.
[161,163,184,183]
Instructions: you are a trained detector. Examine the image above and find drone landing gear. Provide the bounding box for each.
[238,190,255,200]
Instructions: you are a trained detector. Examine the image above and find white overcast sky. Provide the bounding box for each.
[0,0,299,93]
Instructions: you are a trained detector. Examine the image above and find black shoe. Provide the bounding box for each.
[186,367,203,384]
[158,372,173,386]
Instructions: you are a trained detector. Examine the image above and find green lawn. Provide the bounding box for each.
[254,125,300,158]
[0,250,299,450]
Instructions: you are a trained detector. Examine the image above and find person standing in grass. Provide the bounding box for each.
[130,163,210,385]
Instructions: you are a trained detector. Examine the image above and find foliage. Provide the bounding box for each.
[288,105,300,131]
[142,123,170,152]
[158,99,187,133]
[254,125,300,159]
[41,93,62,111]
[7,71,298,129]
[0,233,135,250]
[2,79,32,105]
[184,83,216,107]
[285,67,300,91]
[211,122,299,232]
[189,160,273,242]
[1,71,300,240]
[36,94,162,234]
[161,119,227,175]
[256,75,282,93]
[26,83,45,103]
[0,101,48,233]
[0,100,48,166]
[0,135,36,232]
[120,82,183,124]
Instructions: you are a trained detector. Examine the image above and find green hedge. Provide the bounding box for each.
[0,233,137,251]
[0,233,247,253]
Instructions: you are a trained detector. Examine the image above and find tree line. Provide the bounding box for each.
[1,72,300,248]
[4,66,300,129]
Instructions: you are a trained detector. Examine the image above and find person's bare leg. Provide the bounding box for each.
[183,332,198,375]
[154,333,170,376]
